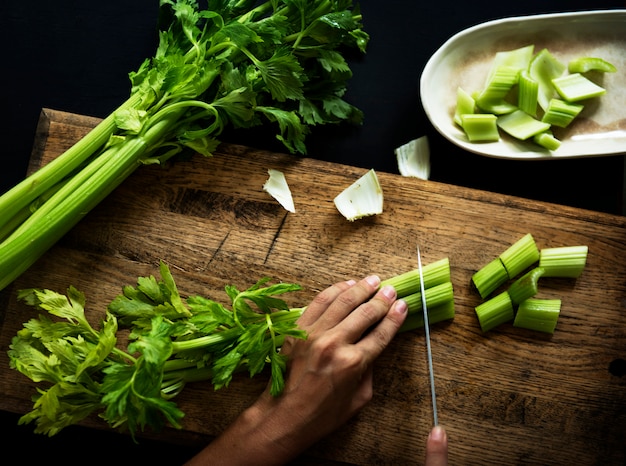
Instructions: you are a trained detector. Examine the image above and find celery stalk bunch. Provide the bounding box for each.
[0,0,369,292]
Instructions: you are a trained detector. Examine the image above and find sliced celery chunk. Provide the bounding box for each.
[513,298,561,334]
[552,73,606,102]
[507,267,545,305]
[460,114,499,142]
[499,233,540,279]
[539,245,588,278]
[475,291,514,332]
[568,57,617,74]
[518,70,538,116]
[454,87,475,127]
[529,48,566,111]
[541,99,584,128]
[533,131,561,151]
[489,45,535,76]
[476,66,519,114]
[472,257,508,299]
[497,110,550,140]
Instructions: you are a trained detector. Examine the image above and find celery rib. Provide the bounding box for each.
[513,298,561,334]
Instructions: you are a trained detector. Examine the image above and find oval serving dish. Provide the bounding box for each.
[420,10,626,159]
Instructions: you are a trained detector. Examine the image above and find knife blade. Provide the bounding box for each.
[417,245,439,427]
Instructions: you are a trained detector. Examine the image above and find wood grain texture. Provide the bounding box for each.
[1,108,625,465]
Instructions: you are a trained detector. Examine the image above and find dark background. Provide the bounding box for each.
[1,1,624,463]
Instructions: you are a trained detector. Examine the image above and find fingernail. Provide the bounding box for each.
[430,425,446,442]
[365,275,381,288]
[380,285,396,300]
[395,299,408,315]
[345,279,357,286]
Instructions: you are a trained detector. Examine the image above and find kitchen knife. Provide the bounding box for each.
[417,245,439,426]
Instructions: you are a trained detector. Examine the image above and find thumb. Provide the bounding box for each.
[425,426,448,466]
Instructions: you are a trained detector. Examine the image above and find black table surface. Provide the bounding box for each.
[1,1,625,463]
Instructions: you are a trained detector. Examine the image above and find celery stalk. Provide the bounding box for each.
[401,282,454,314]
[476,66,520,115]
[499,233,540,279]
[400,301,455,332]
[381,258,450,297]
[568,57,617,74]
[513,298,561,334]
[475,291,514,332]
[471,257,508,299]
[454,87,475,127]
[507,267,544,305]
[539,246,588,278]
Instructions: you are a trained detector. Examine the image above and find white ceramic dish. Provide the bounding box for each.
[420,10,626,159]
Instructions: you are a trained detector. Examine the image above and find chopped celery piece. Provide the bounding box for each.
[513,298,561,334]
[507,267,545,305]
[454,87,475,126]
[552,73,606,102]
[475,291,514,332]
[333,169,383,221]
[539,245,588,278]
[568,57,617,74]
[529,48,566,111]
[395,136,430,180]
[497,110,550,140]
[460,114,499,142]
[518,70,538,116]
[472,257,508,299]
[499,233,540,279]
[476,66,520,114]
[489,45,535,76]
[400,300,456,332]
[381,258,450,297]
[402,282,455,314]
[263,169,295,213]
[541,99,584,128]
[533,131,561,151]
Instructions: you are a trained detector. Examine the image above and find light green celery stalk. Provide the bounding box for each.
[0,0,370,293]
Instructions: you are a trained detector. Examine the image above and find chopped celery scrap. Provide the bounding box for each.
[497,110,550,140]
[529,48,566,111]
[533,131,561,151]
[401,300,456,332]
[454,87,475,126]
[472,257,508,299]
[460,114,500,142]
[513,298,561,334]
[381,257,451,297]
[568,57,617,74]
[539,246,588,277]
[541,99,584,128]
[507,267,545,305]
[489,45,535,75]
[476,66,520,114]
[518,70,538,116]
[552,73,606,102]
[499,233,540,279]
[475,291,514,332]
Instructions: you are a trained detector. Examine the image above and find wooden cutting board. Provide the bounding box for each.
[1,109,625,465]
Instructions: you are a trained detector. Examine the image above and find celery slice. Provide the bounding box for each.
[518,70,538,116]
[472,257,508,299]
[541,98,584,128]
[454,87,475,127]
[539,246,588,278]
[400,300,456,332]
[507,267,545,305]
[513,298,561,334]
[402,282,455,314]
[552,73,606,102]
[476,66,520,114]
[333,169,383,221]
[533,131,561,151]
[460,114,499,142]
[497,110,550,140]
[529,48,566,111]
[489,45,535,76]
[475,291,514,332]
[381,258,450,297]
[568,57,617,74]
[499,233,539,279]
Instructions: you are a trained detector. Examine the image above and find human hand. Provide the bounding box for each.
[186,275,407,466]
[426,425,449,466]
